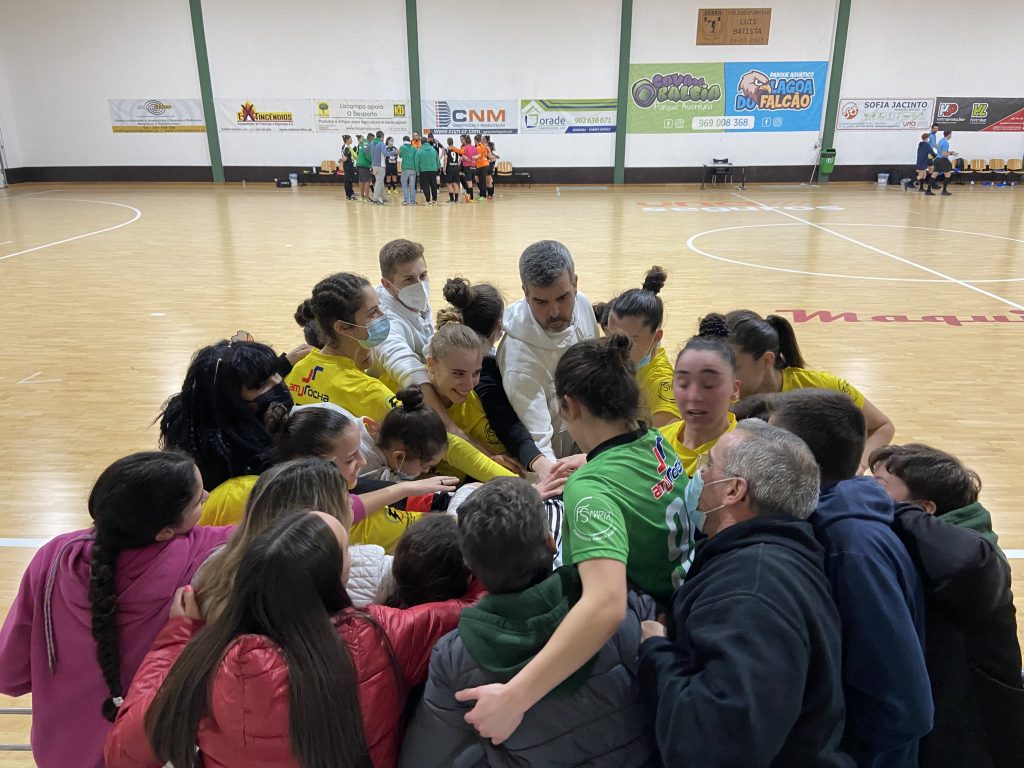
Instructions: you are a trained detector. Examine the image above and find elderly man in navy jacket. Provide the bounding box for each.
[640,420,853,767]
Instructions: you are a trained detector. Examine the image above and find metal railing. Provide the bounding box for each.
[0,708,31,751]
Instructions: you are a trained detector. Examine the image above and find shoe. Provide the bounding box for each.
[401,201,408,206]
[925,190,935,196]
[941,190,952,196]
[997,182,1007,187]
[900,179,910,191]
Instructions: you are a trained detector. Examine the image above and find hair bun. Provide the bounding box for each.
[698,312,730,340]
[395,385,424,412]
[294,298,315,327]
[435,306,463,330]
[641,266,667,295]
[442,277,474,310]
[605,332,633,363]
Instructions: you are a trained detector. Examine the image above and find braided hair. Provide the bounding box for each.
[295,272,372,346]
[87,451,198,721]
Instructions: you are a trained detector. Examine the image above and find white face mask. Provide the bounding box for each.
[397,280,430,313]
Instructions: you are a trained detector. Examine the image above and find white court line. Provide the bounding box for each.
[731,192,1024,312]
[0,538,51,549]
[0,190,58,201]
[0,198,142,263]
[0,241,10,246]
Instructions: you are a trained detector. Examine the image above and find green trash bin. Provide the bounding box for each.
[819,148,837,177]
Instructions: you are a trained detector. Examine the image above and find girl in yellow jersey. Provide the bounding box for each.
[658,316,742,476]
[596,266,682,429]
[199,401,459,551]
[712,309,895,472]
[285,272,515,483]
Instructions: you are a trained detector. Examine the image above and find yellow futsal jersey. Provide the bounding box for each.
[448,391,507,455]
[286,350,512,481]
[781,367,865,408]
[286,350,397,423]
[659,413,738,477]
[637,347,682,423]
[198,473,420,553]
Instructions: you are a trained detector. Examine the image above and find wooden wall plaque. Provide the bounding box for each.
[697,8,772,45]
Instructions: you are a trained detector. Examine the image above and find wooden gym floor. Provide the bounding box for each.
[1,179,1022,762]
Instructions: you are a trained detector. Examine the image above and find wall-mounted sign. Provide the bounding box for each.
[697,8,772,45]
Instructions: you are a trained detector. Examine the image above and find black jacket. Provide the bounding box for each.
[891,503,1024,768]
[476,355,543,468]
[639,516,853,768]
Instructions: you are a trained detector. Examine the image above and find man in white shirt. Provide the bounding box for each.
[371,238,467,438]
[498,240,600,461]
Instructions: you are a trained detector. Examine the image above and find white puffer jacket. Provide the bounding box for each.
[347,545,393,607]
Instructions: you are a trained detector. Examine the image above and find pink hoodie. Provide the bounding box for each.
[0,525,232,768]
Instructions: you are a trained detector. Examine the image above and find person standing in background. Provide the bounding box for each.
[384,137,399,196]
[474,134,491,202]
[444,138,464,204]
[370,130,387,205]
[415,140,440,205]
[356,133,373,202]
[485,135,498,199]
[461,135,478,202]
[340,134,357,201]
[398,136,418,206]
[933,130,956,196]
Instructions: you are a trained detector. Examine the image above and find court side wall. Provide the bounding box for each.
[0,42,22,172]
[625,0,835,180]
[835,0,1024,169]
[203,0,409,171]
[417,0,619,179]
[0,0,210,178]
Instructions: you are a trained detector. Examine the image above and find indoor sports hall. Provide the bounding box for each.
[1,0,1022,765]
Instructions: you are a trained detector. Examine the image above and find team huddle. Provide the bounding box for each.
[0,238,1020,768]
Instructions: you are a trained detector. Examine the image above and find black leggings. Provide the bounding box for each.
[343,166,355,199]
[420,171,438,202]
[477,170,488,198]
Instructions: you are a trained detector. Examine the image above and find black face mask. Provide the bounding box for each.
[250,382,293,421]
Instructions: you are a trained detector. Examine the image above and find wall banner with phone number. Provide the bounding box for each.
[627,61,827,134]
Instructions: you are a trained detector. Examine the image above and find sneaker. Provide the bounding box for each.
[941,190,952,196]
[900,179,911,191]
[925,190,935,196]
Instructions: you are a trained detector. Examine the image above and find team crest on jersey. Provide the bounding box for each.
[573,496,616,541]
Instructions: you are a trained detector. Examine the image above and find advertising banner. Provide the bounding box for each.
[519,99,616,134]
[933,98,1024,132]
[627,63,726,133]
[215,99,314,133]
[836,98,935,130]
[108,99,205,133]
[313,100,410,134]
[627,61,826,133]
[723,61,827,132]
[420,100,519,135]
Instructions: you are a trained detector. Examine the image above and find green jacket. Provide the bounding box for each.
[356,141,371,168]
[414,144,440,173]
[459,567,596,695]
[398,142,417,169]
[941,501,1002,555]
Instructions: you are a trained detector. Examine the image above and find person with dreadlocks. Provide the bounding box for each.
[159,339,295,492]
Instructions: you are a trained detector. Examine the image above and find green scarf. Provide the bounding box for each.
[458,567,598,697]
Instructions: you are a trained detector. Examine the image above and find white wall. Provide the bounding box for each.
[626,0,835,168]
[0,0,208,167]
[0,41,22,170]
[836,0,1024,166]
[203,0,409,167]
[417,0,619,168]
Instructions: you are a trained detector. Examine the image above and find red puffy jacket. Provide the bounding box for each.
[104,584,481,768]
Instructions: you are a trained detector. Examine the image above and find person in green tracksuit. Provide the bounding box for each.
[355,133,372,201]
[453,333,692,742]
[414,138,440,205]
[398,136,419,206]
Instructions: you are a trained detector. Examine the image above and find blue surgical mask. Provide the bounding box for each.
[344,315,391,349]
[684,469,729,533]
[637,340,657,369]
